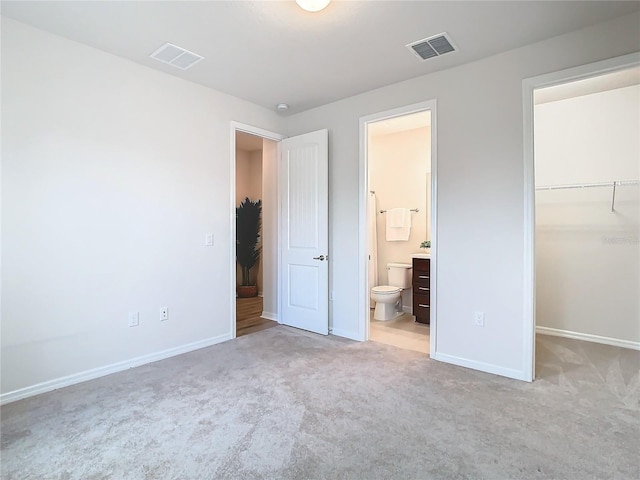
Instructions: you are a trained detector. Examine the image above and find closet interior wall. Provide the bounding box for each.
[534,82,640,347]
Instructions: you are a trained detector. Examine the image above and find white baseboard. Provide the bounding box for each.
[261,311,278,322]
[0,333,232,406]
[431,352,530,381]
[330,328,362,341]
[536,326,640,351]
[403,305,412,314]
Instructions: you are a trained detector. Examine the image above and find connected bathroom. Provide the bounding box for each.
[368,110,432,353]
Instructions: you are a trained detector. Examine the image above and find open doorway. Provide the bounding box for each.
[235,131,275,337]
[533,68,640,369]
[367,112,431,353]
[231,124,284,338]
[523,53,640,381]
[231,124,329,338]
[358,100,438,355]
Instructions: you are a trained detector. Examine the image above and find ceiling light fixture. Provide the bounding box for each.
[276,103,290,111]
[296,0,331,12]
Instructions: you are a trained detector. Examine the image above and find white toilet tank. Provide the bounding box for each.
[387,263,412,288]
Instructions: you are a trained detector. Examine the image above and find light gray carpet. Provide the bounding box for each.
[1,326,639,480]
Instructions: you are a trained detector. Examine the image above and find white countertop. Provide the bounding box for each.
[411,252,431,259]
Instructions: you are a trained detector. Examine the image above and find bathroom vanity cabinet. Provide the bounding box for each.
[412,257,430,324]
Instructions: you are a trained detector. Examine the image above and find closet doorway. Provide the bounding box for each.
[358,100,438,355]
[527,58,640,379]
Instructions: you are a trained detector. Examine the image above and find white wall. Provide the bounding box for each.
[235,147,263,292]
[261,139,278,320]
[1,18,285,399]
[369,127,430,307]
[3,12,639,399]
[535,85,640,345]
[235,149,262,206]
[284,12,640,379]
[249,150,264,294]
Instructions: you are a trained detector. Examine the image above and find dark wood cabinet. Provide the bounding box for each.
[412,257,431,324]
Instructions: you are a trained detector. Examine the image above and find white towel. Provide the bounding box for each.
[387,208,405,228]
[369,192,378,291]
[386,208,411,241]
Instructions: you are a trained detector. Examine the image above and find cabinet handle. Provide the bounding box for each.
[419,275,429,279]
[418,287,430,291]
[418,304,429,308]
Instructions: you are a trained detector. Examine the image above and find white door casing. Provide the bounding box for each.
[358,100,437,348]
[279,129,329,335]
[230,122,286,339]
[522,52,640,381]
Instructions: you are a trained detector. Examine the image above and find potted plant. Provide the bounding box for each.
[236,197,262,298]
[420,240,431,250]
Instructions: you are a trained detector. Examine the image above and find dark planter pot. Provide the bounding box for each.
[237,285,258,298]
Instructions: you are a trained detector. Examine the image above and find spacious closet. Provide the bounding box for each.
[534,68,639,349]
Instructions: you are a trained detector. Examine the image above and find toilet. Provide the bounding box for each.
[370,263,412,321]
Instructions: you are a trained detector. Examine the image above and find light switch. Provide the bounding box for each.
[205,234,214,246]
[128,312,139,328]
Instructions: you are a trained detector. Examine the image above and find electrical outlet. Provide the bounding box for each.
[474,311,485,327]
[160,307,169,321]
[205,234,214,246]
[128,311,139,327]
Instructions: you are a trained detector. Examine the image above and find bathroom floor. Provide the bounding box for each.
[369,310,430,354]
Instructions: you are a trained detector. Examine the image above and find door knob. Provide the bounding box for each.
[313,255,325,261]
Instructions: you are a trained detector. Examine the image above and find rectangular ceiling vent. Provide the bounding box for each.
[150,43,204,70]
[406,33,457,61]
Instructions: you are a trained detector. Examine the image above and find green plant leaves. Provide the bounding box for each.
[236,197,262,286]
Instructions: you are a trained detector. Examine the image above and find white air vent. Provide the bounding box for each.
[150,43,204,70]
[406,33,457,61]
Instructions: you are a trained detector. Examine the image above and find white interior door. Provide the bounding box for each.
[279,129,329,335]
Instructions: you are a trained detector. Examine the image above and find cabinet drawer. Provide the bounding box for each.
[413,292,430,306]
[412,297,430,324]
[413,258,430,272]
[413,300,430,311]
[413,273,430,288]
[413,284,430,295]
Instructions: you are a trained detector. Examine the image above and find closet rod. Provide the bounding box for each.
[535,179,639,191]
[535,179,639,212]
[379,208,419,213]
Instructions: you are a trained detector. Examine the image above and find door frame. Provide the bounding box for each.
[230,121,286,339]
[521,52,640,380]
[358,99,438,353]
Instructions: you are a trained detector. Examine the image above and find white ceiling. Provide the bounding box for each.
[2,1,638,116]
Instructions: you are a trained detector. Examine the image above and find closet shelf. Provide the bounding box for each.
[535,179,639,212]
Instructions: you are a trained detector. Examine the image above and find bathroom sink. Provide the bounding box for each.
[412,252,431,259]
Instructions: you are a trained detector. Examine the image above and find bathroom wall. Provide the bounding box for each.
[235,147,263,292]
[535,83,640,345]
[369,127,431,308]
